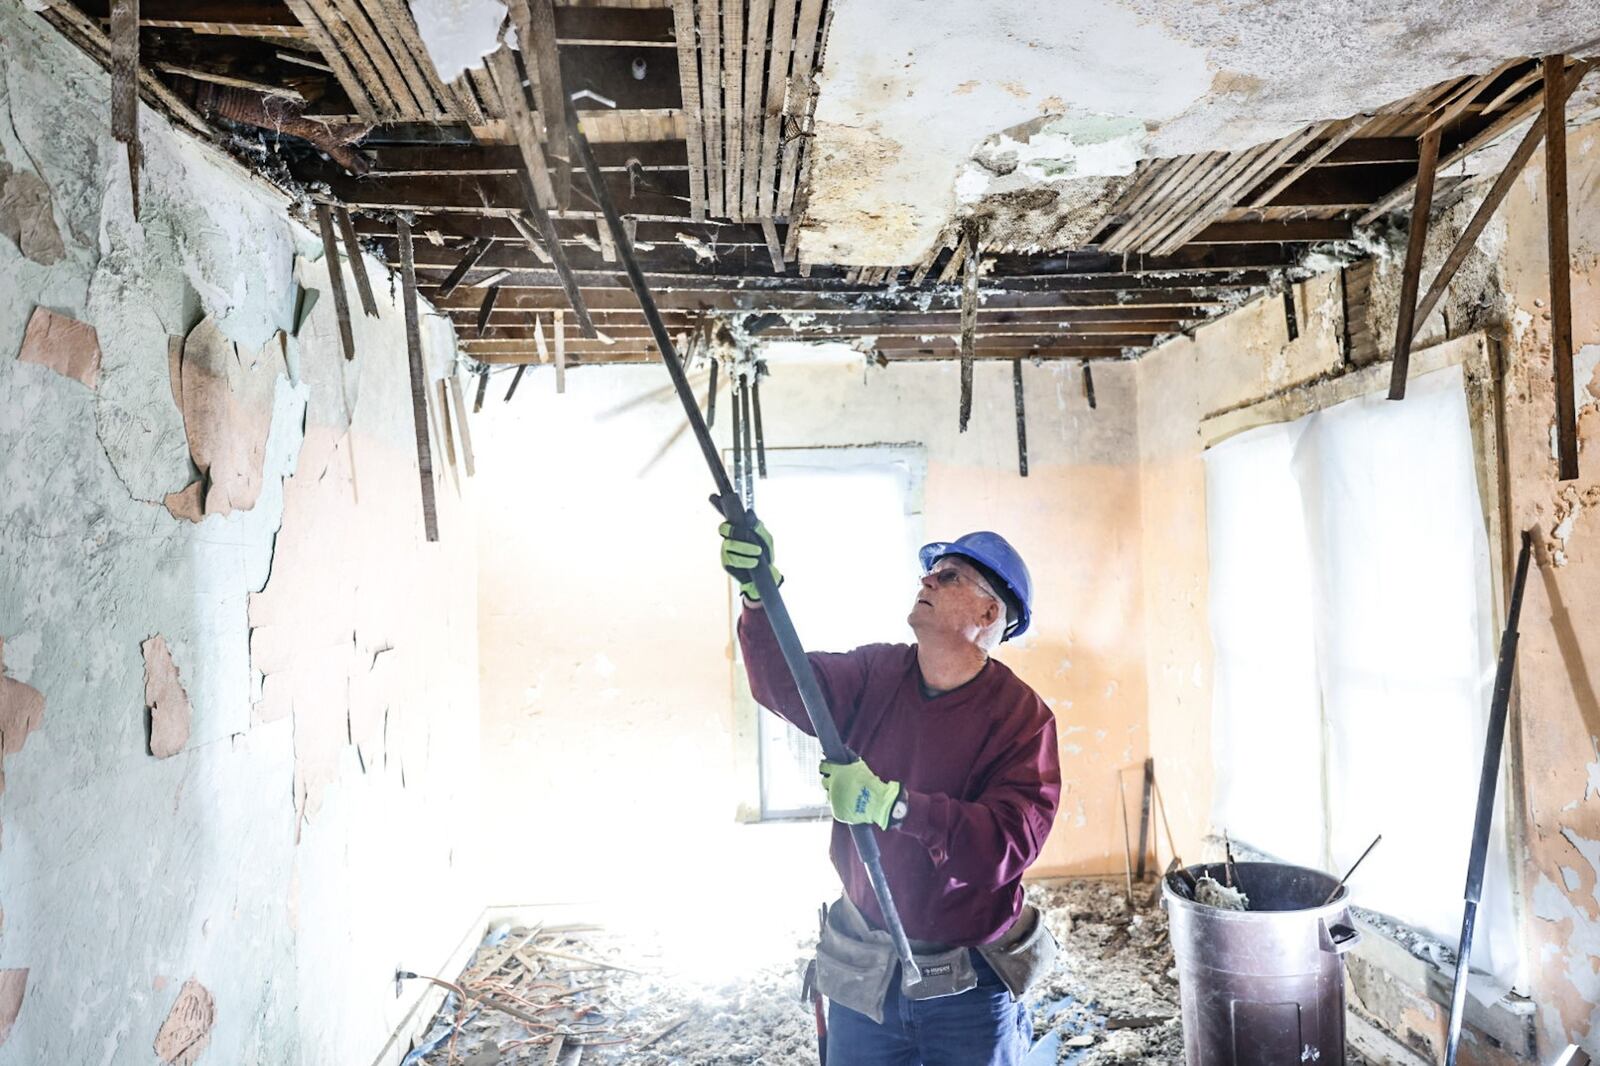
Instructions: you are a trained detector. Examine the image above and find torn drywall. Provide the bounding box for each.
[142,635,192,759]
[16,306,99,388]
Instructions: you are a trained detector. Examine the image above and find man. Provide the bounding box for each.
[720,521,1062,1065]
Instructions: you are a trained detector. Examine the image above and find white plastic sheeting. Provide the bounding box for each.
[1205,363,1519,984]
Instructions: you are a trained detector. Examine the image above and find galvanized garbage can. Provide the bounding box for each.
[1163,861,1361,1065]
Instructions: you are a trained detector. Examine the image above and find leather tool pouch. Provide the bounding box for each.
[814,899,898,1024]
[975,903,1059,998]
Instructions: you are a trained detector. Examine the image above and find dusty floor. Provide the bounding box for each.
[401,877,1190,1065]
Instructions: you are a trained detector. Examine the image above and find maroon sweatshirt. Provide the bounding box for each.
[738,605,1061,947]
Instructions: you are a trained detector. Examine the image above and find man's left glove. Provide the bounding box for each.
[820,758,902,830]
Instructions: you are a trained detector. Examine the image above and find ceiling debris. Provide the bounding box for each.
[29,1,1600,370]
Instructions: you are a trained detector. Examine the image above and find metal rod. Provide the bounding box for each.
[1445,530,1534,1065]
[730,370,744,507]
[740,371,755,507]
[706,356,719,428]
[1012,358,1028,478]
[566,103,922,982]
[752,368,767,478]
[1321,833,1382,906]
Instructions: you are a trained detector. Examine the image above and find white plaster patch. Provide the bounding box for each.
[409,0,508,82]
[1576,343,1600,422]
[0,632,40,684]
[1563,866,1584,893]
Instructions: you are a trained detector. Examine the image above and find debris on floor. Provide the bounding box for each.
[404,878,1193,1065]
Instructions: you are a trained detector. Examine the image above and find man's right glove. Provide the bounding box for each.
[719,518,782,601]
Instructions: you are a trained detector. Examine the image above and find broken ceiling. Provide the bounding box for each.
[32,0,1600,368]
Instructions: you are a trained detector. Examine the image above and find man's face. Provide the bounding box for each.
[908,556,1001,639]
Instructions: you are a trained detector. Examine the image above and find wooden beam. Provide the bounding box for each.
[431,286,1231,313]
[757,0,797,218]
[1360,61,1593,224]
[777,0,825,218]
[1546,55,1578,481]
[739,0,771,218]
[477,285,501,337]
[397,220,439,542]
[1188,219,1352,244]
[509,0,571,208]
[721,0,743,218]
[1411,110,1547,338]
[1387,126,1441,400]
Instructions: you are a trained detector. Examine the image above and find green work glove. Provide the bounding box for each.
[819,758,902,830]
[719,518,782,601]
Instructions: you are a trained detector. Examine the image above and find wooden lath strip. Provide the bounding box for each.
[776,0,825,219]
[110,0,141,217]
[1546,54,1578,481]
[1101,151,1221,252]
[1245,117,1362,210]
[285,0,397,118]
[671,0,708,220]
[1098,156,1198,250]
[1137,145,1272,254]
[1386,125,1441,400]
[740,0,772,219]
[698,0,725,218]
[366,0,460,118]
[721,0,744,218]
[396,219,440,542]
[756,0,798,219]
[1424,57,1523,135]
[325,0,425,116]
[1153,121,1330,254]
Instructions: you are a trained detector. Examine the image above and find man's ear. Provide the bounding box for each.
[980,597,1001,629]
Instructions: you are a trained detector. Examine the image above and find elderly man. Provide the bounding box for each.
[720,523,1062,1066]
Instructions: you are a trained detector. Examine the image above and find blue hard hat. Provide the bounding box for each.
[918,531,1033,640]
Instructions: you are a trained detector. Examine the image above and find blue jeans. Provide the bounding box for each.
[826,954,1032,1065]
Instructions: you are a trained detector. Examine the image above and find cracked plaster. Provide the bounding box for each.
[803,0,1600,265]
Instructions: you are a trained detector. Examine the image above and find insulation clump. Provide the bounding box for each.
[1194,875,1249,911]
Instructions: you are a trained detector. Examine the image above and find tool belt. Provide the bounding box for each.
[812,895,1059,1024]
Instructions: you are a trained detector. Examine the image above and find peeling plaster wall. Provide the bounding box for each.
[0,3,480,1062]
[1497,118,1600,1059]
[474,352,1148,921]
[803,0,1600,265]
[1135,114,1600,1061]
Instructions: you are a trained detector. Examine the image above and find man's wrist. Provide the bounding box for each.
[887,784,910,830]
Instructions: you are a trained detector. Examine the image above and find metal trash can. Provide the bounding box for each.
[1163,861,1361,1065]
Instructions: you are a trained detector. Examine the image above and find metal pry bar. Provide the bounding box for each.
[564,96,923,984]
[1444,530,1535,1065]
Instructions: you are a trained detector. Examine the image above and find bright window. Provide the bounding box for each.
[730,446,925,819]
